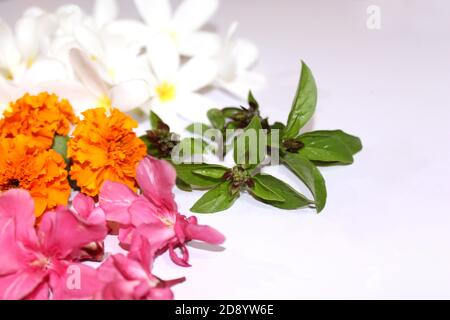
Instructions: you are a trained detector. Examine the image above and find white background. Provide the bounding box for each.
[1,0,450,299]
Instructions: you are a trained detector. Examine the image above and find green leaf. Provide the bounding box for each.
[222,107,241,118]
[247,91,259,109]
[52,135,70,164]
[150,112,164,129]
[207,108,225,129]
[296,133,354,164]
[300,130,362,155]
[283,61,317,139]
[282,152,327,213]
[186,123,211,135]
[139,135,151,150]
[233,116,265,167]
[176,178,192,192]
[250,178,285,202]
[252,174,312,210]
[193,167,228,179]
[271,122,286,130]
[190,181,239,213]
[173,163,226,188]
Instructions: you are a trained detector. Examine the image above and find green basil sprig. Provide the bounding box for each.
[175,116,313,214]
[180,60,362,214]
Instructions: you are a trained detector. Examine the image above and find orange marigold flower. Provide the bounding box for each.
[68,108,147,197]
[0,92,78,149]
[0,135,71,217]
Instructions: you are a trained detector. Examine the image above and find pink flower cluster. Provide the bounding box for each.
[0,156,225,300]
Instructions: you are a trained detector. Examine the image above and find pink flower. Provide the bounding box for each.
[71,194,108,261]
[100,156,225,267]
[0,190,107,300]
[96,236,185,300]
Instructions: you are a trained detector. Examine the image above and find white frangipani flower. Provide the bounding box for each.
[73,25,149,86]
[134,0,221,57]
[47,48,152,115]
[0,15,66,85]
[145,34,218,131]
[214,23,265,99]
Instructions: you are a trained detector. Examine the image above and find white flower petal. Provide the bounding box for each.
[69,48,109,97]
[0,20,21,69]
[178,31,221,57]
[146,34,179,81]
[74,25,105,60]
[93,0,118,28]
[149,98,183,130]
[217,71,266,99]
[22,7,46,18]
[37,80,98,115]
[15,16,39,61]
[104,19,155,44]
[175,91,214,123]
[176,56,217,92]
[134,0,172,29]
[234,38,259,70]
[173,0,219,33]
[22,58,67,85]
[109,79,152,112]
[0,82,19,115]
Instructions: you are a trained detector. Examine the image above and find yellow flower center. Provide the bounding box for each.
[26,57,35,69]
[156,82,176,102]
[6,69,14,81]
[96,95,112,111]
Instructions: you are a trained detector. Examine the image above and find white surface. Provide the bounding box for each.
[2,0,450,299]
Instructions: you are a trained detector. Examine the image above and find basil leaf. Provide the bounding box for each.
[176,178,192,192]
[222,107,241,118]
[207,108,225,130]
[190,181,238,213]
[173,163,225,188]
[282,152,327,213]
[139,135,151,151]
[250,177,285,202]
[252,174,312,209]
[193,167,228,179]
[150,111,164,129]
[271,122,285,130]
[300,130,362,155]
[296,133,354,164]
[248,91,259,110]
[233,116,265,167]
[52,135,70,165]
[283,61,317,139]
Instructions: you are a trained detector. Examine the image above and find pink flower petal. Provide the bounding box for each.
[72,193,95,219]
[111,254,149,281]
[129,197,161,227]
[50,263,103,300]
[0,189,37,245]
[129,235,154,273]
[99,181,139,225]
[133,224,176,255]
[136,157,177,212]
[39,207,107,259]
[169,243,191,267]
[24,281,49,300]
[0,269,46,300]
[99,280,138,300]
[184,223,226,245]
